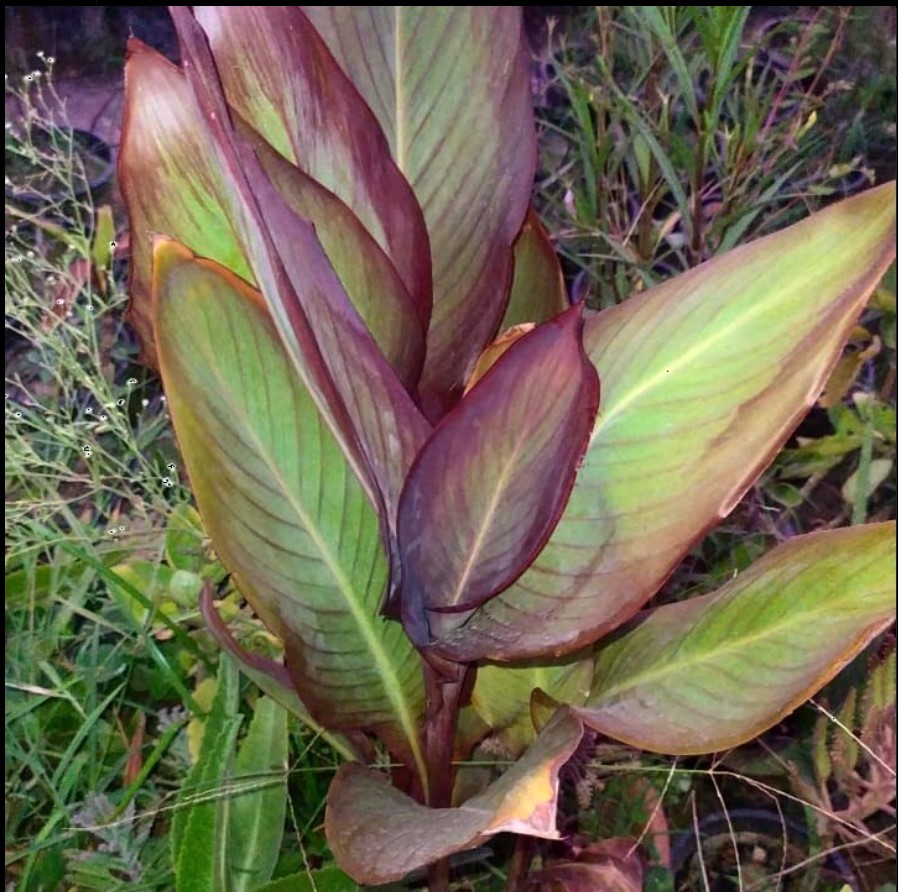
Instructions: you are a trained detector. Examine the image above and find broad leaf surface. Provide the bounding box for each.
[398,305,599,646]
[433,183,897,660]
[302,6,536,416]
[152,241,426,780]
[501,207,569,330]
[325,707,583,884]
[577,523,896,754]
[472,652,594,756]
[119,38,424,390]
[192,6,432,328]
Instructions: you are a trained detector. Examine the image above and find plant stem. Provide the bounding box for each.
[422,658,468,890]
[426,857,451,892]
[502,835,534,892]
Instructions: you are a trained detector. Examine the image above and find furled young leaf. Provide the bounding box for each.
[152,240,426,782]
[398,304,599,646]
[576,523,896,754]
[325,707,584,884]
[172,656,242,892]
[228,697,288,892]
[501,207,570,331]
[472,651,594,756]
[119,38,425,391]
[302,6,537,417]
[434,183,897,660]
[191,5,432,329]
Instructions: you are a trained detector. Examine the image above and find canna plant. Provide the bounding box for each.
[119,7,897,887]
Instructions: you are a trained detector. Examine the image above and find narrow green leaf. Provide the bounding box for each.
[325,707,584,884]
[399,305,599,647]
[303,7,537,417]
[228,697,288,892]
[153,241,426,781]
[254,867,359,892]
[172,656,242,892]
[576,523,896,754]
[444,183,896,659]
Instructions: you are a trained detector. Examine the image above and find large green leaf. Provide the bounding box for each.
[325,707,584,884]
[575,523,896,754]
[433,183,897,660]
[302,7,537,417]
[119,38,425,391]
[191,6,432,329]
[153,240,426,781]
[398,305,599,646]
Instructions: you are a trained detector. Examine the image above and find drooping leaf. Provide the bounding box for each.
[472,651,594,756]
[191,6,432,329]
[435,183,897,660]
[325,707,584,884]
[228,697,288,892]
[119,38,425,390]
[501,207,569,331]
[152,240,426,781]
[172,656,242,892]
[398,304,599,646]
[302,6,537,417]
[575,523,896,754]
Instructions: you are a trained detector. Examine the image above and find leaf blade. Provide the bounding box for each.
[577,523,896,754]
[153,241,426,779]
[325,707,584,884]
[398,304,599,646]
[303,7,537,415]
[441,183,897,659]
[228,697,289,892]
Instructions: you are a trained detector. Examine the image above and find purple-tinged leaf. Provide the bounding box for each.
[302,7,537,418]
[168,9,433,603]
[432,183,896,660]
[501,207,570,331]
[192,5,432,330]
[576,523,896,754]
[152,239,426,782]
[119,38,424,390]
[398,304,599,646]
[325,706,584,884]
